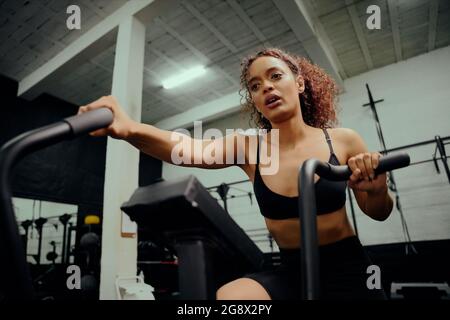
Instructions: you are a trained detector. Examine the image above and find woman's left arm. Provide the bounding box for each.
[339,128,394,221]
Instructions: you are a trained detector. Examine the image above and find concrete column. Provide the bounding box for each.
[99,14,146,300]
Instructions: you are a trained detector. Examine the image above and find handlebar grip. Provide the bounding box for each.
[318,152,411,181]
[374,152,410,174]
[63,108,114,137]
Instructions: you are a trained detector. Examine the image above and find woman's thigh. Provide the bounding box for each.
[216,277,272,300]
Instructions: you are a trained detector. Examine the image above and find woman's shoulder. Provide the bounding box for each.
[326,127,361,143]
[327,127,367,159]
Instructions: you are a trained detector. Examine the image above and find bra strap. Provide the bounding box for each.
[322,128,336,156]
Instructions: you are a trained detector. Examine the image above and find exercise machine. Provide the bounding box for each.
[121,175,264,299]
[0,106,411,301]
[0,108,113,300]
[298,152,410,299]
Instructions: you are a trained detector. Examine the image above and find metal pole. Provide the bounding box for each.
[435,135,450,184]
[365,84,388,153]
[347,188,359,237]
[34,217,47,266]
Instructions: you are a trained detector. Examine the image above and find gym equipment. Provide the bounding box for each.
[20,219,33,253]
[363,84,415,255]
[81,274,98,293]
[79,232,100,249]
[298,152,410,300]
[121,175,264,299]
[84,215,101,225]
[58,213,72,264]
[0,108,113,300]
[433,135,450,183]
[66,222,74,264]
[0,102,413,301]
[390,282,450,300]
[19,212,76,266]
[46,241,58,264]
[206,181,254,214]
[34,217,48,265]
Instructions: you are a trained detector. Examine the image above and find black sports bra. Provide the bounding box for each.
[253,129,347,220]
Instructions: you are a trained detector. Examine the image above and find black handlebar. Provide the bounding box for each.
[314,152,410,181]
[0,108,113,300]
[63,108,114,137]
[298,152,410,300]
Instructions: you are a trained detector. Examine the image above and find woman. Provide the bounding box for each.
[78,48,392,300]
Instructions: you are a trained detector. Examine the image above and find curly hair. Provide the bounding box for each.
[239,48,340,130]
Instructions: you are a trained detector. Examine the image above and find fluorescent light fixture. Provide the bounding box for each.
[162,66,207,89]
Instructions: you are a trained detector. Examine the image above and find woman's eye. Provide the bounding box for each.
[272,73,282,80]
[250,83,259,91]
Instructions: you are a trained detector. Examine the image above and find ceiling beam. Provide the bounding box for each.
[155,92,240,130]
[21,0,181,110]
[226,0,271,46]
[428,0,439,52]
[150,34,299,128]
[272,0,346,86]
[18,0,177,99]
[154,16,238,87]
[85,61,180,111]
[345,0,373,69]
[147,47,221,100]
[80,0,107,18]
[388,0,402,62]
[155,0,348,129]
[182,2,238,53]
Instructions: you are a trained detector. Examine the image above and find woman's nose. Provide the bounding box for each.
[262,82,274,94]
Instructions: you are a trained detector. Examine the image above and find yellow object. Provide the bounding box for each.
[84,215,100,225]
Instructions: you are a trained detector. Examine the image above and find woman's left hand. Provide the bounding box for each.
[347,152,387,194]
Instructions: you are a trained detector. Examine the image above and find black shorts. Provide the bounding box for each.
[244,236,387,300]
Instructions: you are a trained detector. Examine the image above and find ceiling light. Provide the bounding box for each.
[162,66,207,89]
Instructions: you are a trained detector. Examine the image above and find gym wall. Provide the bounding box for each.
[339,45,450,246]
[0,75,108,206]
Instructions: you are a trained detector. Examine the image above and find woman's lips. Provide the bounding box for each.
[266,99,282,109]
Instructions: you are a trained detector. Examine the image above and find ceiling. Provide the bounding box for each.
[0,0,449,124]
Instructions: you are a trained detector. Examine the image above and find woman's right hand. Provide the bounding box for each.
[77,95,136,140]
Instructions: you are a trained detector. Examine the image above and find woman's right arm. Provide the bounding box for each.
[78,96,249,169]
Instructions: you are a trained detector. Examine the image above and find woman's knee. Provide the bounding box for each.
[216,278,271,300]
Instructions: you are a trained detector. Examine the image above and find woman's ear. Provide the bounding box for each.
[296,75,305,94]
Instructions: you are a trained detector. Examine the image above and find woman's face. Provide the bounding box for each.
[247,56,304,124]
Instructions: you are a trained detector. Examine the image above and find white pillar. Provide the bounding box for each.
[99,15,146,300]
